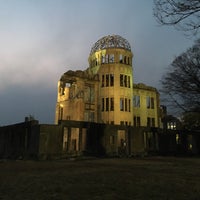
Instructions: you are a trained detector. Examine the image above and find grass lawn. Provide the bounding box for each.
[0,157,200,200]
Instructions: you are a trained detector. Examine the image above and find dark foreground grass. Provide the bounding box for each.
[0,157,200,200]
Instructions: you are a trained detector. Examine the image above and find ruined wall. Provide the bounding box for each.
[38,124,63,159]
[1,120,199,160]
[130,127,146,156]
[0,120,39,159]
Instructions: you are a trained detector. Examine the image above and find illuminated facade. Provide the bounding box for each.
[55,35,161,128]
[133,83,160,127]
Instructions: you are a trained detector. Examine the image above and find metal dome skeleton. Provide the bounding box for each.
[90,35,131,55]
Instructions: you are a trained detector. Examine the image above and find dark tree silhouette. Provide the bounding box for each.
[153,0,200,35]
[161,39,200,113]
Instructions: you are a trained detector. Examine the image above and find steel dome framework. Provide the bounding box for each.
[90,35,131,55]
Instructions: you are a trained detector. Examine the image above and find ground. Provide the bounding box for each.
[0,157,200,200]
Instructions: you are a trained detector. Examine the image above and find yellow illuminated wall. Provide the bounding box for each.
[133,83,160,127]
[55,73,99,123]
[88,48,133,125]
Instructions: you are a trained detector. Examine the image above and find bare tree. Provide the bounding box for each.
[153,0,200,35]
[161,39,200,113]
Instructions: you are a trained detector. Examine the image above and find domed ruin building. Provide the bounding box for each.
[55,35,161,128]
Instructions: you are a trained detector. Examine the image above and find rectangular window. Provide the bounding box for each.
[128,76,130,88]
[106,98,109,111]
[102,98,104,111]
[109,54,114,63]
[110,97,114,111]
[102,75,104,87]
[120,74,123,86]
[133,95,140,107]
[146,96,151,109]
[124,56,126,64]
[106,74,109,87]
[119,54,123,63]
[128,99,131,112]
[102,55,105,64]
[147,117,151,127]
[105,54,109,63]
[127,57,130,65]
[151,97,154,109]
[152,118,155,127]
[120,98,124,111]
[125,98,127,111]
[134,116,140,127]
[110,74,114,86]
[137,116,141,127]
[124,75,127,87]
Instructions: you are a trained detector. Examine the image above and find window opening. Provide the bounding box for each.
[102,98,104,111]
[151,97,155,109]
[109,54,114,63]
[102,55,105,64]
[110,97,114,111]
[105,54,109,63]
[146,96,151,109]
[102,75,104,87]
[137,117,141,126]
[120,74,123,86]
[119,54,123,63]
[152,118,155,127]
[106,98,109,111]
[120,98,124,111]
[128,99,131,112]
[110,74,114,86]
[124,75,127,87]
[147,117,151,127]
[125,98,127,111]
[128,76,130,88]
[133,95,140,107]
[106,74,109,87]
[124,56,126,64]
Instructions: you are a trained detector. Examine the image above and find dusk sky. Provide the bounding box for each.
[0,0,197,125]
